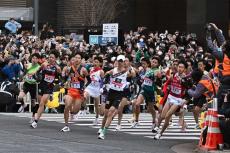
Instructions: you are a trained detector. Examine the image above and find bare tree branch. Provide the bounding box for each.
[71,0,128,26]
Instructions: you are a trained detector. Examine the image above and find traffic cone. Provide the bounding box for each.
[203,109,223,150]
[199,109,211,147]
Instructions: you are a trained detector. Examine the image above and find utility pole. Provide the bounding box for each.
[34,0,39,36]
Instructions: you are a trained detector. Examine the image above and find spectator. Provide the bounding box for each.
[0,73,19,112]
[206,23,230,113]
[1,56,21,81]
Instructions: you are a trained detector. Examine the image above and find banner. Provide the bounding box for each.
[89,35,118,46]
[103,23,119,38]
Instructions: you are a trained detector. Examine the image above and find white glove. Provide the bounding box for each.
[100,88,104,94]
[183,104,188,111]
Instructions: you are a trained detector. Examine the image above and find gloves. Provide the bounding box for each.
[183,104,188,111]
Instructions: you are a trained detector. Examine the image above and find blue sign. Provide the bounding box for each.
[89,35,118,46]
[89,35,99,45]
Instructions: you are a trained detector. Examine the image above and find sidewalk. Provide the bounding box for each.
[171,142,197,153]
[197,147,230,153]
[171,142,230,153]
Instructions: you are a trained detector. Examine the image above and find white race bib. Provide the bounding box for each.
[71,82,80,89]
[90,81,100,87]
[26,74,34,81]
[44,74,55,83]
[143,78,153,86]
[171,86,181,95]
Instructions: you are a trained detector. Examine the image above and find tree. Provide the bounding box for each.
[75,0,128,26]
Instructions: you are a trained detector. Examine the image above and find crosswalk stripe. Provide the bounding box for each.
[145,136,200,140]
[125,132,200,136]
[111,129,200,132]
[0,113,201,140]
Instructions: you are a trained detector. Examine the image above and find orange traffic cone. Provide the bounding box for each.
[199,109,211,147]
[203,109,223,150]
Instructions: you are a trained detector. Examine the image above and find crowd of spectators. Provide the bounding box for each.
[0,21,229,147]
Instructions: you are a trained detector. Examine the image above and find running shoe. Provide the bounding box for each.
[194,123,201,129]
[115,125,121,131]
[93,118,100,126]
[30,121,37,128]
[18,104,27,113]
[61,126,70,132]
[152,126,160,133]
[154,133,162,140]
[98,132,105,140]
[97,128,102,135]
[128,118,134,123]
[130,121,139,128]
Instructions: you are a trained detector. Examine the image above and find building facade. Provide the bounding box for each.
[0,0,229,41]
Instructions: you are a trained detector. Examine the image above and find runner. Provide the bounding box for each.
[84,56,104,125]
[128,58,148,123]
[131,56,161,132]
[31,50,61,128]
[98,55,132,139]
[60,53,88,132]
[18,53,40,121]
[115,56,136,131]
[154,60,188,139]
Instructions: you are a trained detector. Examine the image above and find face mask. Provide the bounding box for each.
[190,41,196,45]
[164,56,169,61]
[140,38,144,42]
[157,51,163,55]
[20,46,24,51]
[217,47,222,52]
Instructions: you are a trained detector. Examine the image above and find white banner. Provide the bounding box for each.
[103,23,119,38]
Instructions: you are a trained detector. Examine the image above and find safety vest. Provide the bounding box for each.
[199,79,218,98]
[213,60,220,74]
[221,54,230,76]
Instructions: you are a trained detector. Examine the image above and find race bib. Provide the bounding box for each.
[90,81,99,87]
[111,78,124,90]
[71,82,80,89]
[171,86,181,95]
[143,78,153,86]
[44,74,55,83]
[26,74,34,81]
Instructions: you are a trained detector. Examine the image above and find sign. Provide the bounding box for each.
[103,23,119,38]
[89,35,118,46]
[89,35,100,45]
[70,33,84,42]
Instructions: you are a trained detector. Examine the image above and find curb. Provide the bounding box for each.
[171,142,197,153]
[197,146,229,153]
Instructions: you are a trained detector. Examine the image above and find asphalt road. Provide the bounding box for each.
[0,114,197,153]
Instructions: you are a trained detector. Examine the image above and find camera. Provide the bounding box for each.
[205,23,212,31]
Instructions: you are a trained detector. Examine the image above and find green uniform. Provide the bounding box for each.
[24,63,40,84]
[140,68,158,103]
